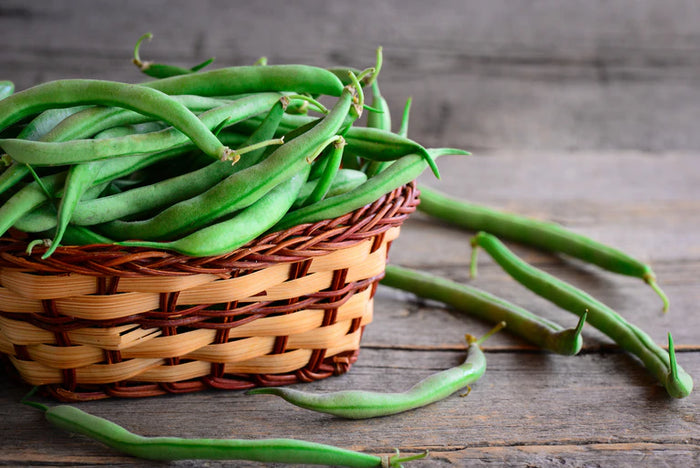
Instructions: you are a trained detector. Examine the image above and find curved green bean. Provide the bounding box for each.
[25,402,422,467]
[274,147,468,231]
[470,231,692,398]
[101,87,355,241]
[41,94,234,143]
[0,79,232,160]
[418,185,670,312]
[0,93,282,166]
[381,264,585,355]
[143,64,345,98]
[248,325,499,419]
[116,165,311,256]
[132,32,215,78]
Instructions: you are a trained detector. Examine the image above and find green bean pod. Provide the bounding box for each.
[41,94,234,143]
[470,231,693,398]
[274,147,468,231]
[0,147,187,238]
[143,64,345,97]
[132,32,215,79]
[418,185,670,312]
[248,332,490,419]
[116,165,311,256]
[0,79,232,160]
[0,93,282,166]
[40,404,418,467]
[381,264,585,355]
[102,87,355,241]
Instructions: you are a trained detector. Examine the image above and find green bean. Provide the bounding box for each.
[0,93,282,166]
[248,324,500,419]
[64,137,279,226]
[398,97,412,138]
[417,185,670,312]
[0,80,233,161]
[470,231,693,398]
[116,164,311,256]
[293,168,367,210]
[381,264,585,355]
[14,182,108,233]
[301,136,346,206]
[132,33,215,78]
[101,87,355,241]
[0,162,29,197]
[143,64,345,98]
[23,400,423,467]
[0,81,14,100]
[235,112,441,177]
[364,80,394,178]
[41,94,234,143]
[16,106,93,141]
[91,121,168,139]
[274,147,468,231]
[0,147,187,239]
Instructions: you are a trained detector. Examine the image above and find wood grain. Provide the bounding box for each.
[1,2,699,466]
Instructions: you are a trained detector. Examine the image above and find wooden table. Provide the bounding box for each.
[1,1,699,466]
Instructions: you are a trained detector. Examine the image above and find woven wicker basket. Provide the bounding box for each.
[0,182,418,401]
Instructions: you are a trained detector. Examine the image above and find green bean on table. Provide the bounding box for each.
[418,184,670,312]
[470,231,693,398]
[248,325,500,419]
[381,264,585,356]
[22,397,425,467]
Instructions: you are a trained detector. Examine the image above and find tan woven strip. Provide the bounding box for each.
[116,273,220,294]
[345,243,387,283]
[248,271,334,302]
[176,263,290,306]
[0,286,42,313]
[307,239,372,273]
[9,355,163,385]
[0,331,13,355]
[54,292,161,320]
[120,329,217,358]
[224,348,314,374]
[76,326,161,351]
[384,226,401,242]
[0,316,55,345]
[0,316,153,349]
[287,308,372,349]
[0,269,97,299]
[25,343,104,369]
[184,336,276,363]
[137,360,212,383]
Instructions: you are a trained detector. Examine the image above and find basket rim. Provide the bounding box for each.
[0,182,419,276]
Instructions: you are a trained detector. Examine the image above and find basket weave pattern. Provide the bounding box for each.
[0,182,418,401]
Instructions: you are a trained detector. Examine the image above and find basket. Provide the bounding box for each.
[0,182,419,401]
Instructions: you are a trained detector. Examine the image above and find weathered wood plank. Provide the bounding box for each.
[3,1,700,151]
[2,347,698,467]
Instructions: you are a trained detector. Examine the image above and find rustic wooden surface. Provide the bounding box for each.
[1,1,699,467]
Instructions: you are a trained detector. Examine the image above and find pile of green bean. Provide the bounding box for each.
[0,44,452,259]
[4,34,694,467]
